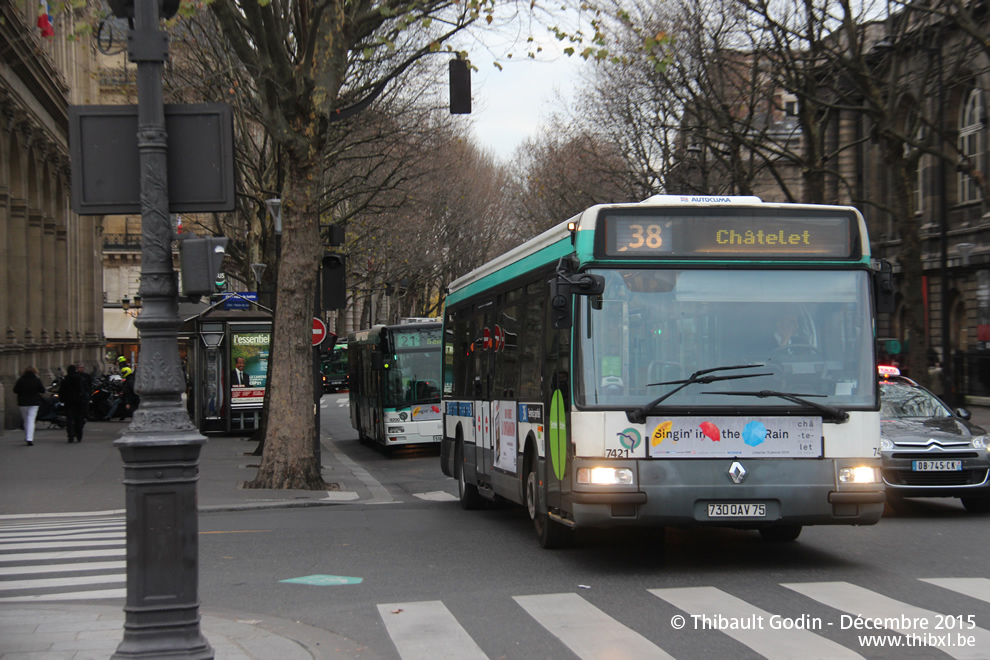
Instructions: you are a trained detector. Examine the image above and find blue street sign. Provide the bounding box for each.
[222,292,258,310]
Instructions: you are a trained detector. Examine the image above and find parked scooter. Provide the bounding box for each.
[37,393,66,429]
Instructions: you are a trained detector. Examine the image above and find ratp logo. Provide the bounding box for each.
[617,428,642,450]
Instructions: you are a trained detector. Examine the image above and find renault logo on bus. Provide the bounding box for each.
[728,461,747,484]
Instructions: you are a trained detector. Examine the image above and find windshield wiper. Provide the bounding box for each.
[705,390,850,423]
[627,364,771,424]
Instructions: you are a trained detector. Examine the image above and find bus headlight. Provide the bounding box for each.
[387,426,405,434]
[577,467,634,485]
[838,466,880,484]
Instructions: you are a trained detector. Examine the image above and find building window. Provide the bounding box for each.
[958,89,983,204]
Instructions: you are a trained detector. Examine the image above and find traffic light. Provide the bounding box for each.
[327,224,345,247]
[179,236,228,297]
[449,58,471,115]
[322,254,347,310]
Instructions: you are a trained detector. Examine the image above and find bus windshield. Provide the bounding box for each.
[575,268,876,409]
[384,326,442,406]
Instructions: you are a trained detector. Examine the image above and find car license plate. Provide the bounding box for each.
[707,503,767,518]
[912,460,963,471]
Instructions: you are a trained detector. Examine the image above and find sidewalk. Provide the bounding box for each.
[0,419,375,659]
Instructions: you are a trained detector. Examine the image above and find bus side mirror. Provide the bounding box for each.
[550,279,572,329]
[550,273,605,329]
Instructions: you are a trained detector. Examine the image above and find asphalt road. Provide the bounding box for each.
[189,395,990,660]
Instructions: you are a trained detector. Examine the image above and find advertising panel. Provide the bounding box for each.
[646,416,822,458]
[230,330,270,408]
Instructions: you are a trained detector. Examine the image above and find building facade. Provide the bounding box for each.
[1,1,105,430]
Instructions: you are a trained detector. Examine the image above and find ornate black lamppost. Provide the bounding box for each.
[107,0,212,656]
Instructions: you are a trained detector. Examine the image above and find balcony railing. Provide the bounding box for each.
[104,234,143,250]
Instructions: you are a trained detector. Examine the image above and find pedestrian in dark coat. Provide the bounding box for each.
[13,366,46,445]
[60,364,92,443]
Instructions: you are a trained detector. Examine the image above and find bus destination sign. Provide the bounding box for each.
[599,211,855,259]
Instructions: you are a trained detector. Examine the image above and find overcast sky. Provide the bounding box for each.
[468,56,583,160]
[457,21,590,162]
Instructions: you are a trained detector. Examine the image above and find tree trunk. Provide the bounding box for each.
[247,153,327,490]
[886,142,929,386]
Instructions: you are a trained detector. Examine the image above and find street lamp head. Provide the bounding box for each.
[266,198,282,235]
[250,263,267,288]
[122,295,131,311]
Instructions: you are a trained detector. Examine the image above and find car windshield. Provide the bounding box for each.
[574,268,876,409]
[879,381,952,419]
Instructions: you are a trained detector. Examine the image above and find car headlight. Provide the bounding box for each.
[838,466,881,484]
[971,435,988,450]
[576,467,634,485]
[880,437,894,451]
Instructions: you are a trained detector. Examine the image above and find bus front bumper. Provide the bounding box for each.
[567,457,884,528]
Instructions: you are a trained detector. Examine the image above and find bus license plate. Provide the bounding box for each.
[433,435,442,442]
[912,460,962,471]
[707,503,767,518]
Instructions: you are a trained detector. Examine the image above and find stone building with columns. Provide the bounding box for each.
[1,2,105,430]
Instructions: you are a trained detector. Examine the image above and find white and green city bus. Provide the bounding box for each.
[348,320,443,448]
[441,196,892,547]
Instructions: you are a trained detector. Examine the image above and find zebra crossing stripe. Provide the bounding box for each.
[649,586,863,659]
[0,539,125,552]
[0,525,123,539]
[0,587,125,602]
[514,593,675,660]
[783,581,990,660]
[0,560,125,576]
[0,549,126,563]
[920,578,990,604]
[0,509,124,521]
[378,601,487,660]
[0,573,125,591]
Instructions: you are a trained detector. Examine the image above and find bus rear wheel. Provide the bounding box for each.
[526,459,570,549]
[758,525,802,542]
[456,440,483,510]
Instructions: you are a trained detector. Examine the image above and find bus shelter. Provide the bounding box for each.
[183,305,272,434]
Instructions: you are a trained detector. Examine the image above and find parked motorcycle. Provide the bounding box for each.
[88,373,120,421]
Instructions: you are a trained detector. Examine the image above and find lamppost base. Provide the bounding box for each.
[114,409,212,659]
[111,605,213,659]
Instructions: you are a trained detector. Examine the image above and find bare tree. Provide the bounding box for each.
[511,127,635,234]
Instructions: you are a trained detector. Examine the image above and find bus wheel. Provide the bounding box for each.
[526,458,570,549]
[758,525,802,542]
[456,440,483,510]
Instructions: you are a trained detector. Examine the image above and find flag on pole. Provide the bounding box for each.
[37,1,54,38]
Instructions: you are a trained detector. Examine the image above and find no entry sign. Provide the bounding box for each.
[312,317,328,346]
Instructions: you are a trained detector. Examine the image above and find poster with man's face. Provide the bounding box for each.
[230,331,270,407]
